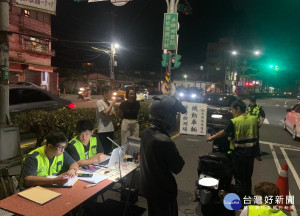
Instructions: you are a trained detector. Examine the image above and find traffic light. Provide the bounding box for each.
[162,53,169,67]
[174,54,181,68]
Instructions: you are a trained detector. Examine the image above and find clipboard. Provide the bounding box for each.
[18,186,61,205]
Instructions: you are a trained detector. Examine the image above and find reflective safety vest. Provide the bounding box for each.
[19,146,64,188]
[247,105,261,122]
[69,135,98,160]
[248,205,287,216]
[230,115,258,150]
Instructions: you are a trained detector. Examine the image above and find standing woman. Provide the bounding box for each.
[119,87,140,145]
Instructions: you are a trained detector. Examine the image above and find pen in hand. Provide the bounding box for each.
[84,183,97,189]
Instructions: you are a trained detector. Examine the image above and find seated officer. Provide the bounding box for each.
[20,131,79,188]
[66,119,106,166]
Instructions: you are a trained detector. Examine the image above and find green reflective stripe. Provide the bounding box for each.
[70,136,98,160]
[234,142,256,147]
[249,205,287,216]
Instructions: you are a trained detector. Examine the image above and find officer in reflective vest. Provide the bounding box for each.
[20,131,79,189]
[207,100,258,198]
[240,182,287,216]
[247,95,265,161]
[66,119,107,166]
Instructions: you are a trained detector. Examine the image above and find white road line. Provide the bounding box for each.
[186,139,199,142]
[280,147,300,191]
[269,145,298,215]
[260,141,300,150]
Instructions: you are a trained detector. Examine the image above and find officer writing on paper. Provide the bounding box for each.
[140,95,186,216]
[207,100,258,199]
[66,119,106,166]
[20,131,79,188]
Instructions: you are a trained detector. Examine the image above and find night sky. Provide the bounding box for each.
[52,0,300,74]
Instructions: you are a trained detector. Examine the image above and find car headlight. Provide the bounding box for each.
[179,92,184,97]
[113,92,117,96]
[211,114,223,119]
[191,94,196,98]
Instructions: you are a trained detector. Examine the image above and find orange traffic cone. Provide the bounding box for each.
[276,163,293,211]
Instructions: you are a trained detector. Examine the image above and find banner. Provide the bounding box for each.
[16,0,57,15]
[180,102,207,136]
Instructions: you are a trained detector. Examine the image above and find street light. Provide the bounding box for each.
[232,50,238,55]
[184,74,187,80]
[254,50,260,56]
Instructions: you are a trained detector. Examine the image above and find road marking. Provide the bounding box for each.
[186,139,199,142]
[269,145,298,215]
[280,147,300,191]
[263,118,270,124]
[275,104,280,107]
[260,141,300,150]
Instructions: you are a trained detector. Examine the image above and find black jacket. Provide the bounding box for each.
[140,125,185,201]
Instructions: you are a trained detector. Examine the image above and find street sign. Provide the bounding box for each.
[162,13,178,50]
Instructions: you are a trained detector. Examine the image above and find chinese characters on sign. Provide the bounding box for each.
[16,0,57,15]
[180,102,207,135]
[242,195,294,210]
[162,13,178,50]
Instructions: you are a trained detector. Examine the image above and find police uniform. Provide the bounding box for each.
[20,146,75,188]
[247,104,265,159]
[225,114,258,198]
[67,135,103,161]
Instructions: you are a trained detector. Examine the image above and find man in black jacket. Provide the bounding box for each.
[140,95,186,216]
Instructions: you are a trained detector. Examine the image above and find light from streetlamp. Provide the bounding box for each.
[232,50,237,55]
[184,74,187,79]
[114,43,120,49]
[254,50,260,56]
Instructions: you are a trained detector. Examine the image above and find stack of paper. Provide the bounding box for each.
[47,176,78,187]
[18,186,61,205]
[78,173,107,184]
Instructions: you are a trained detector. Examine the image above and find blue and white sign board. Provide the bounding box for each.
[180,102,207,136]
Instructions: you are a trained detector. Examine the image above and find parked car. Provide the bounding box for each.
[175,87,203,103]
[14,81,41,88]
[297,95,300,101]
[283,104,300,140]
[202,94,237,130]
[9,87,76,114]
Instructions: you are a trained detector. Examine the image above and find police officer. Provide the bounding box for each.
[207,100,258,198]
[66,119,107,166]
[20,131,79,189]
[247,95,265,161]
[140,95,186,216]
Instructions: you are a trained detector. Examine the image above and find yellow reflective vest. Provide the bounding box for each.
[248,205,287,216]
[69,135,98,160]
[19,146,64,188]
[230,115,258,150]
[247,105,261,122]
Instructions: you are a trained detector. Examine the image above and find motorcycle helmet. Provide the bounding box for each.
[149,95,187,127]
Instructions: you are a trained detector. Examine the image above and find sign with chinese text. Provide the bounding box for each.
[180,102,207,136]
[16,0,57,15]
[162,13,178,50]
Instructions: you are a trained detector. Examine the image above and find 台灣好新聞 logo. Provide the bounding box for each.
[223,193,242,210]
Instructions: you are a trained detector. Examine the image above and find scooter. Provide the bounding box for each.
[78,87,91,101]
[194,127,234,216]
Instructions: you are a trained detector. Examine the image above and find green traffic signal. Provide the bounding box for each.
[174,54,181,68]
[162,53,169,67]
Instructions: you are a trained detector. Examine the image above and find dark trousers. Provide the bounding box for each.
[147,198,178,216]
[98,132,114,154]
[254,130,261,157]
[232,156,254,198]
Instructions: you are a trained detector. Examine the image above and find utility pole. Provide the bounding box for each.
[163,0,180,95]
[0,0,10,126]
[110,43,115,88]
[0,0,21,162]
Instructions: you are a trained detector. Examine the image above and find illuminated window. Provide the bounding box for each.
[24,10,30,17]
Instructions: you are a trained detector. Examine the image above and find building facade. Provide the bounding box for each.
[9,0,58,95]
